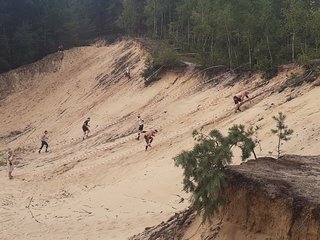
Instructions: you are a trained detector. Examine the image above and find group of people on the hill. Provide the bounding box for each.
[5,88,250,180]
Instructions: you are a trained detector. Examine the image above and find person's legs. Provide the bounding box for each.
[8,165,13,179]
[82,126,88,139]
[138,125,144,140]
[39,141,45,153]
[234,103,241,112]
[233,96,242,112]
[44,141,49,152]
[144,135,149,150]
[137,132,140,140]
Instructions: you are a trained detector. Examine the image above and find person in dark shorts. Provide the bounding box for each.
[7,149,14,179]
[233,90,250,112]
[82,117,90,140]
[39,130,49,153]
[144,129,158,150]
[136,114,144,140]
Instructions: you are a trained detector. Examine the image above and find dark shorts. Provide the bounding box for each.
[82,125,89,132]
[144,135,152,144]
[233,96,241,104]
[139,125,144,131]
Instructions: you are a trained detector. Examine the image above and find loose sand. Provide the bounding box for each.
[0,40,319,239]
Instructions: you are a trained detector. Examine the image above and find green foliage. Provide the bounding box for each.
[271,112,294,159]
[3,0,320,75]
[142,42,180,85]
[174,125,257,223]
[152,42,180,67]
[297,54,311,67]
[141,57,155,79]
[117,0,139,36]
[0,0,122,73]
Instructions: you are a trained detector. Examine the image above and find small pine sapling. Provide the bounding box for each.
[271,112,294,159]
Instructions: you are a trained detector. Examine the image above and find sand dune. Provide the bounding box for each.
[0,39,319,240]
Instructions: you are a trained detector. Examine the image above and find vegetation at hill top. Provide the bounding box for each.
[1,0,320,75]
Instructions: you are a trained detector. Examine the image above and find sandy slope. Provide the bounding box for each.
[0,39,319,240]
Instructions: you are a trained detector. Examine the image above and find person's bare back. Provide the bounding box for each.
[233,90,250,112]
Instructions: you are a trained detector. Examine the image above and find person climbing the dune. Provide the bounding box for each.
[82,117,90,140]
[125,66,131,79]
[233,90,250,112]
[136,114,144,140]
[7,149,14,179]
[144,129,158,151]
[39,130,49,153]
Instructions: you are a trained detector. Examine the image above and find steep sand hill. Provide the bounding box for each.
[0,39,319,240]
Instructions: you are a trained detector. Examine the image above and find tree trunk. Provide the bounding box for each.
[225,23,232,69]
[252,150,257,160]
[153,0,157,36]
[292,32,295,62]
[305,38,307,54]
[248,37,252,68]
[188,19,190,46]
[200,0,204,24]
[210,36,214,60]
[277,134,281,159]
[160,13,163,38]
[266,33,273,66]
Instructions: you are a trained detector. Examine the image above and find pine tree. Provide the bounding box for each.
[174,125,257,223]
[271,112,294,159]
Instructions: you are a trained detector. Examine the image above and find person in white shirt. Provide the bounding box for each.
[136,114,144,140]
[125,67,131,79]
[39,130,49,153]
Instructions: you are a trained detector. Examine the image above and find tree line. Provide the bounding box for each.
[0,0,122,73]
[118,0,320,75]
[1,0,320,75]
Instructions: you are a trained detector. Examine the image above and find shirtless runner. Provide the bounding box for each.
[233,90,250,112]
[144,129,158,151]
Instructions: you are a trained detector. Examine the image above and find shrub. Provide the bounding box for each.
[141,42,180,85]
[297,54,311,67]
[174,125,257,223]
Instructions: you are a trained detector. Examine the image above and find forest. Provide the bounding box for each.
[1,0,320,74]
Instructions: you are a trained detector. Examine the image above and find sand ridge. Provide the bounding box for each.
[0,39,319,239]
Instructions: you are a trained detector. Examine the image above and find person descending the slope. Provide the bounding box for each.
[7,149,14,179]
[144,129,158,151]
[82,117,90,140]
[39,130,49,153]
[125,66,131,79]
[136,114,144,140]
[233,90,250,112]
